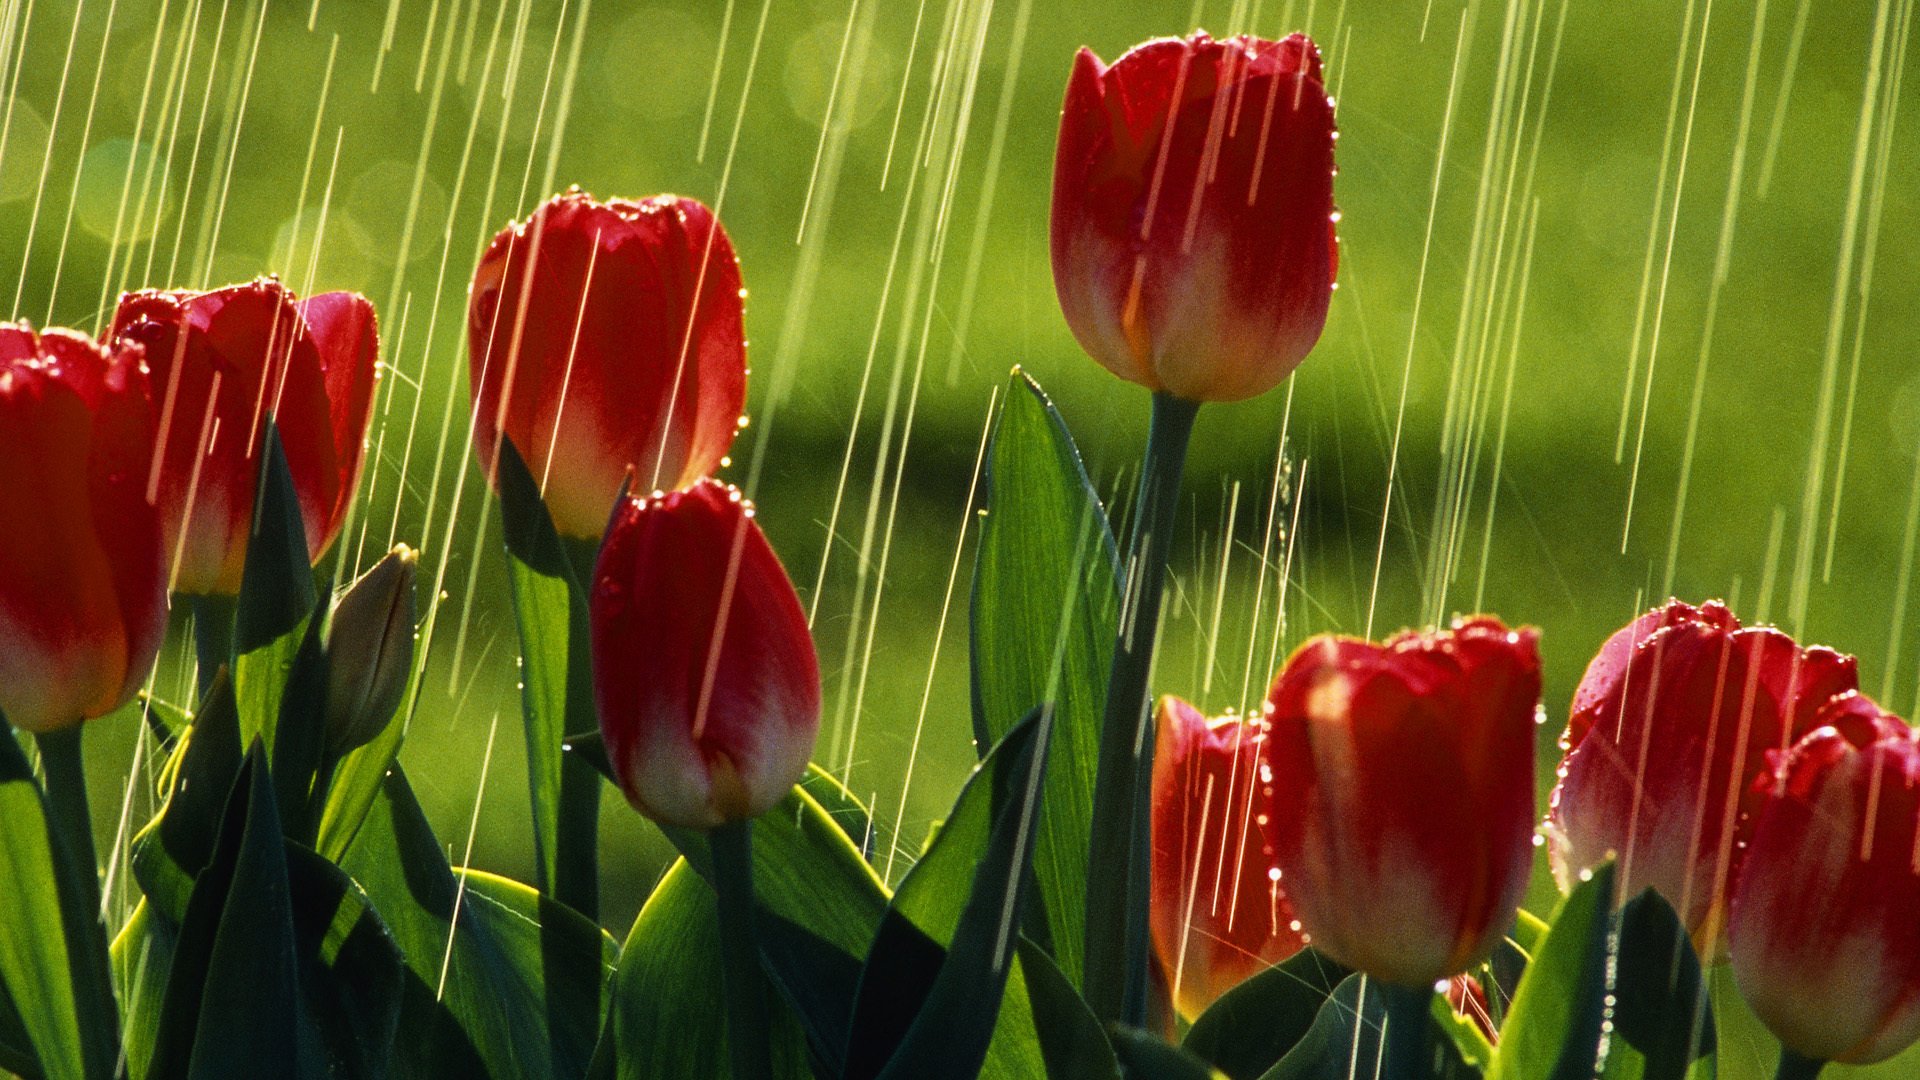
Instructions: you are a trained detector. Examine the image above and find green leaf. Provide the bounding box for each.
[130,672,244,925]
[0,727,98,1080]
[233,423,318,753]
[969,368,1119,986]
[608,859,812,1079]
[146,744,317,1078]
[1258,975,1475,1080]
[1112,1028,1231,1080]
[112,902,177,1080]
[1605,890,1714,1080]
[844,710,1051,1080]
[662,783,892,1075]
[1017,938,1119,1080]
[1488,861,1617,1080]
[340,766,616,1079]
[270,610,332,839]
[496,435,602,920]
[312,700,406,864]
[1182,949,1350,1080]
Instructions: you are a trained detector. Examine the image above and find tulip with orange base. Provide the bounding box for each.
[1149,695,1307,1020]
[110,279,379,598]
[1264,617,1540,989]
[469,190,748,540]
[1729,693,1920,1077]
[1051,32,1337,403]
[591,478,820,1080]
[1546,600,1856,954]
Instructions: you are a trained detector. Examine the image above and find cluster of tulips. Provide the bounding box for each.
[0,22,1914,1080]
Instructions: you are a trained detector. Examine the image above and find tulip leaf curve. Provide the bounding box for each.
[339,766,617,1079]
[1256,974,1475,1080]
[1181,948,1350,1080]
[842,708,1053,1080]
[1486,860,1617,1080]
[604,858,814,1080]
[495,434,602,920]
[1014,937,1119,1080]
[1608,889,1716,1079]
[969,367,1120,987]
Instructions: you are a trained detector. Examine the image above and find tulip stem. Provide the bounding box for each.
[711,819,771,1080]
[1374,980,1439,1079]
[1084,391,1200,1028]
[36,726,122,1080]
[1774,1050,1826,1080]
[191,593,237,699]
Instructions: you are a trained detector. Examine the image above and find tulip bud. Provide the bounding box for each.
[0,324,168,733]
[109,279,379,595]
[590,479,819,830]
[1729,693,1920,1065]
[1264,618,1540,987]
[1150,695,1306,1019]
[468,190,747,540]
[1050,32,1337,403]
[1546,600,1856,953]
[323,545,416,755]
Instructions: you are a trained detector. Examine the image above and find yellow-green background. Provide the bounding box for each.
[3,0,1916,1074]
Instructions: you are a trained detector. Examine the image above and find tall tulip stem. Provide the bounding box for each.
[1084,391,1199,1027]
[711,819,771,1080]
[1374,980,1439,1078]
[1774,1051,1826,1080]
[36,726,121,1080]
[36,727,100,920]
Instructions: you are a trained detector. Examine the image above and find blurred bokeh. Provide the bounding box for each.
[4,0,1916,1072]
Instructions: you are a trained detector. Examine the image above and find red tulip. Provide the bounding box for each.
[590,479,819,829]
[468,190,747,539]
[1546,600,1856,953]
[1050,32,1337,403]
[1446,974,1497,1044]
[0,324,167,732]
[1150,695,1307,1019]
[109,280,379,596]
[1264,618,1540,987]
[1729,693,1920,1065]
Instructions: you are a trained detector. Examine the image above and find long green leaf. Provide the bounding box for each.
[496,436,601,920]
[340,767,615,1079]
[232,424,318,753]
[1258,975,1474,1080]
[969,368,1118,985]
[1016,939,1119,1080]
[130,672,244,925]
[608,859,812,1079]
[1112,1028,1230,1080]
[1605,890,1715,1080]
[1182,949,1350,1080]
[1487,862,1617,1080]
[844,710,1051,1080]
[0,728,94,1080]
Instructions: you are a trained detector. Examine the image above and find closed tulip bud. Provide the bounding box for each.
[468,190,747,540]
[1546,600,1856,953]
[323,545,416,755]
[1150,695,1307,1019]
[1264,618,1540,987]
[1729,693,1920,1066]
[591,480,819,830]
[109,280,379,595]
[0,324,167,733]
[1050,32,1337,403]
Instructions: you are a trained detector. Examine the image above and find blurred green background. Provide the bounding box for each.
[3,0,1916,1073]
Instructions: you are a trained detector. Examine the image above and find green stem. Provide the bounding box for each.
[1775,1049,1826,1080]
[190,593,237,700]
[711,819,771,1080]
[1374,980,1438,1079]
[1083,391,1200,1027]
[36,727,122,1079]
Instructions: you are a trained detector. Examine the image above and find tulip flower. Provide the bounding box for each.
[590,479,819,829]
[1264,618,1540,987]
[1150,695,1308,1019]
[1546,600,1856,952]
[1728,693,1920,1067]
[468,190,747,540]
[0,324,167,733]
[110,280,379,595]
[1050,32,1337,403]
[323,544,416,756]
